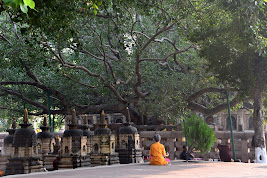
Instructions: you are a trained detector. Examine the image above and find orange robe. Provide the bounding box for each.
[149,142,168,165]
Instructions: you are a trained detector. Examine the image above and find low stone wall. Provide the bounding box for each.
[0,130,260,163]
[140,130,258,163]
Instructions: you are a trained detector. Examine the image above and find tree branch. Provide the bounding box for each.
[75,103,126,114]
[22,62,41,83]
[187,87,238,103]
[141,22,178,51]
[133,53,149,99]
[174,54,188,73]
[187,96,251,116]
[186,86,250,115]
[187,0,206,24]
[1,87,47,110]
[0,33,12,44]
[1,59,70,112]
[140,44,193,62]
[123,5,137,45]
[157,61,174,71]
[99,32,117,83]
[63,73,96,88]
[13,22,20,40]
[79,48,104,61]
[48,42,127,104]
[0,106,22,113]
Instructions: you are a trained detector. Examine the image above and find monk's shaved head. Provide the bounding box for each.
[154,134,161,142]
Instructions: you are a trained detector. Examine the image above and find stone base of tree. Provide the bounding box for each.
[255,147,267,164]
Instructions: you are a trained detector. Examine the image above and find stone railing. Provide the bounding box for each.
[0,130,261,163]
[140,130,259,163]
[0,133,7,154]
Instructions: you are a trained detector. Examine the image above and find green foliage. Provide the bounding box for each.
[182,114,216,153]
[35,115,64,132]
[2,0,35,13]
[0,0,233,128]
[0,110,13,132]
[189,0,267,97]
[52,115,64,132]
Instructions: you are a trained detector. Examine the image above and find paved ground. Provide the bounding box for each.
[5,160,267,178]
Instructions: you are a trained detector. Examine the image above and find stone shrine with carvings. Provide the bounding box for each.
[78,114,93,167]
[58,109,89,169]
[5,109,43,175]
[116,108,143,164]
[36,115,56,171]
[90,110,119,166]
[3,118,17,156]
[0,118,17,174]
[65,113,127,130]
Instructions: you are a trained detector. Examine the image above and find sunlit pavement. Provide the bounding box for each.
[5,160,267,178]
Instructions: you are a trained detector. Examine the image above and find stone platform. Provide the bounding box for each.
[5,160,267,178]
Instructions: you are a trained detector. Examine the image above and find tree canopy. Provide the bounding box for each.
[188,0,267,156]
[0,0,265,127]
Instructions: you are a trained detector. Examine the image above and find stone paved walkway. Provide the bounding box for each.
[5,160,267,178]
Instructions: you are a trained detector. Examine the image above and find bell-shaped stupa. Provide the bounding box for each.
[5,109,43,175]
[91,110,119,166]
[116,107,143,164]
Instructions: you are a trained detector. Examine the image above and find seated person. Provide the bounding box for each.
[217,141,232,162]
[149,134,170,165]
[180,145,194,160]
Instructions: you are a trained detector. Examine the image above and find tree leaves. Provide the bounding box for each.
[23,0,35,9]
[182,114,216,153]
[0,0,239,125]
[20,2,28,13]
[2,0,35,13]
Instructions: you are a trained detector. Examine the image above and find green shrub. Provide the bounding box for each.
[182,114,216,153]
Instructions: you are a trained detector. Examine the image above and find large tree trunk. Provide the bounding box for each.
[253,87,266,163]
[253,57,266,164]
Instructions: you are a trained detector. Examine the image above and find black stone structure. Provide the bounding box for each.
[5,109,43,175]
[116,107,143,164]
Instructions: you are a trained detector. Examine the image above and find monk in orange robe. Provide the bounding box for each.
[149,134,170,165]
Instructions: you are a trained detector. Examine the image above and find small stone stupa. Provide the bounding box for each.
[37,115,56,171]
[58,109,88,169]
[116,107,143,164]
[79,114,93,167]
[3,118,17,156]
[0,118,17,174]
[90,110,119,166]
[5,109,43,175]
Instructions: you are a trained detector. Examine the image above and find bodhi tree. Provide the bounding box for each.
[0,0,210,121]
[189,0,267,163]
[0,0,254,126]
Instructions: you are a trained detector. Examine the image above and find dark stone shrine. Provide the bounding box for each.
[116,107,143,164]
[58,109,89,169]
[5,109,43,175]
[90,110,120,166]
[37,115,56,171]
